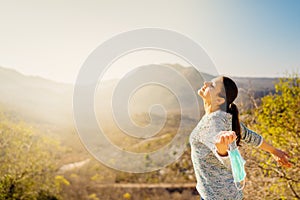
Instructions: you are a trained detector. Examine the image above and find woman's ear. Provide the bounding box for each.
[217,96,225,106]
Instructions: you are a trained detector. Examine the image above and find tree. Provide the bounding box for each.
[0,112,63,199]
[249,74,299,199]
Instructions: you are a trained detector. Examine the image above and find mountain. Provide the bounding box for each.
[94,64,277,122]
[0,65,278,130]
[0,66,73,127]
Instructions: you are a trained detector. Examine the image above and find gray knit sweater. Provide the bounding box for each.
[189,110,263,200]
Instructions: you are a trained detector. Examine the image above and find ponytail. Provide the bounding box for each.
[227,103,241,146]
[222,76,241,146]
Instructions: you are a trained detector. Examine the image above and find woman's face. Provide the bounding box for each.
[198,76,225,106]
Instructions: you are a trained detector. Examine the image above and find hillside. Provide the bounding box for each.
[0,65,278,129]
[0,65,287,199]
[0,65,279,159]
[0,67,73,127]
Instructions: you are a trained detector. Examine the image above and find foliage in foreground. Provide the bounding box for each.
[247,74,299,199]
[0,113,64,200]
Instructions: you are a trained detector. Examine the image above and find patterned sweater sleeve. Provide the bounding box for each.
[240,122,263,147]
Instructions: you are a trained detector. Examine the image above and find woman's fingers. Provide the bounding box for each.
[278,157,292,168]
[218,131,236,145]
[272,149,293,168]
[228,131,237,142]
[283,151,291,158]
[215,131,237,156]
[220,135,225,144]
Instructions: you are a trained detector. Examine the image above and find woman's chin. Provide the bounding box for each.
[198,89,203,96]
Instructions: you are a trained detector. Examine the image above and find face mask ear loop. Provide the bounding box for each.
[235,178,246,191]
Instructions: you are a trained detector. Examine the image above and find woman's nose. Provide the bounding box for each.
[204,81,211,86]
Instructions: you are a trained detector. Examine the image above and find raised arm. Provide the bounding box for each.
[258,140,292,168]
[240,123,292,168]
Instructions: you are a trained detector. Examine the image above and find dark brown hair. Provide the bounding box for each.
[220,76,241,146]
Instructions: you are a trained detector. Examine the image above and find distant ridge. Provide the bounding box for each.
[0,66,73,126]
[0,65,278,128]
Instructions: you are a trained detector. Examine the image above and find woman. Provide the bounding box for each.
[189,76,291,200]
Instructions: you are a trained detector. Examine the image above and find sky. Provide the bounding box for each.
[0,0,299,84]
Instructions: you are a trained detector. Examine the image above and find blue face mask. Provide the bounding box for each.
[228,141,246,190]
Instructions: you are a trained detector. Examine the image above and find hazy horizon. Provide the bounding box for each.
[0,63,287,85]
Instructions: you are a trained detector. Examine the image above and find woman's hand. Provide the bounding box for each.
[271,148,292,168]
[259,140,292,168]
[215,131,237,156]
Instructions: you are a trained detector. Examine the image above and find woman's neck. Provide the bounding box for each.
[204,102,220,114]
